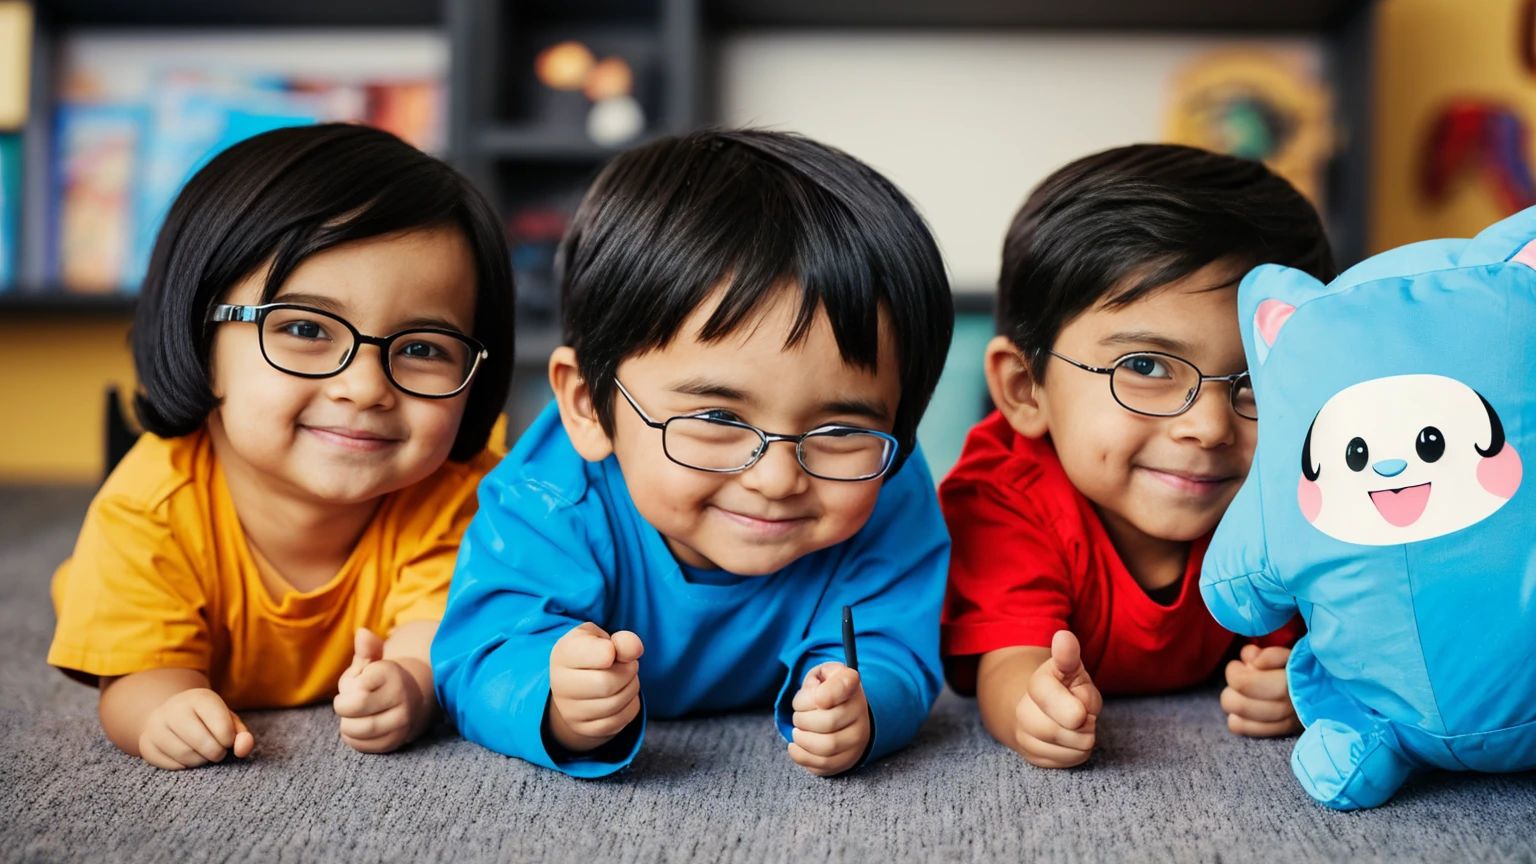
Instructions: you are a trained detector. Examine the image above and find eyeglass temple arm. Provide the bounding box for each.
[209,304,259,323]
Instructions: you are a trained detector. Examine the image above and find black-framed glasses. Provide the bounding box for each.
[210,303,487,399]
[614,379,899,482]
[1049,350,1257,420]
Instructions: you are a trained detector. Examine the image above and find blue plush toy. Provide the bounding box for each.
[1201,207,1534,811]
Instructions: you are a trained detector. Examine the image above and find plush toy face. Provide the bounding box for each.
[1298,374,1523,545]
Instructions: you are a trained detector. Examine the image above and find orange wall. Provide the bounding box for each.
[1372,0,1534,251]
[0,317,136,483]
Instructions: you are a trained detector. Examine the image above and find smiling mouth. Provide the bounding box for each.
[712,506,812,536]
[302,425,402,452]
[1369,482,1431,528]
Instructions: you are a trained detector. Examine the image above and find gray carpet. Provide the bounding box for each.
[2,487,1534,864]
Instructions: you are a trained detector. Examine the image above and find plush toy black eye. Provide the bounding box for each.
[1416,426,1445,463]
[1346,437,1369,472]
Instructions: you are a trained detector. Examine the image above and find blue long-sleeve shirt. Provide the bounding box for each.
[433,401,949,778]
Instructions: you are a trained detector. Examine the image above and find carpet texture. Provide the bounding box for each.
[2,487,1533,864]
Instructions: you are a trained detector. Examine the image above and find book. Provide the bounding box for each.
[53,69,445,293]
[0,133,19,290]
[53,103,146,293]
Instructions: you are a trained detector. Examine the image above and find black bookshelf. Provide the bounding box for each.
[6,0,1375,324]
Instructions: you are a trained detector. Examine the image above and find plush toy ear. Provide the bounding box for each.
[1238,264,1324,369]
[1511,237,1536,269]
[1457,203,1536,267]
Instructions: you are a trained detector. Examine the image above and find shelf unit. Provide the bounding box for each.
[5,0,1375,324]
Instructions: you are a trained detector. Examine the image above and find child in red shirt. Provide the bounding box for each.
[942,144,1334,768]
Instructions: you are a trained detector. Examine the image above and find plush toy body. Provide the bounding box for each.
[1201,207,1535,811]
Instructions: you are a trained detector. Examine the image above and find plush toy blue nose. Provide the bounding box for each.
[1372,458,1408,477]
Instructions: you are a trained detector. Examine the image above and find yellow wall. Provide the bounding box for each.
[0,317,135,483]
[1372,0,1533,252]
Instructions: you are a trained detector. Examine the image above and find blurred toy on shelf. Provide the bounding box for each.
[1422,101,1536,216]
[1165,50,1333,206]
[530,40,645,147]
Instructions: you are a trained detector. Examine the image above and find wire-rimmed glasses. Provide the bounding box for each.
[1049,350,1257,420]
[613,379,899,481]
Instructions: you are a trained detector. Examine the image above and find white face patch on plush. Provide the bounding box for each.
[1298,374,1522,546]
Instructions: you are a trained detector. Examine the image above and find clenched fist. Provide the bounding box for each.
[546,622,645,754]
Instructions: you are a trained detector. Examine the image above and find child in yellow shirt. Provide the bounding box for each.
[48,123,514,769]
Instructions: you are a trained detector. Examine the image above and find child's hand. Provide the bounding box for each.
[138,688,254,770]
[333,628,430,754]
[1015,630,1102,768]
[1222,644,1301,737]
[547,622,645,753]
[788,661,871,776]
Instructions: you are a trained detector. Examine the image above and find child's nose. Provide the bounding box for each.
[739,441,810,499]
[1372,458,1408,478]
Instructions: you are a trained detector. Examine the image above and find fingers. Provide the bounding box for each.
[787,741,858,777]
[553,675,642,723]
[231,713,255,759]
[1239,643,1260,664]
[169,708,230,764]
[1050,630,1083,678]
[1220,686,1299,724]
[354,627,385,664]
[1248,646,1291,672]
[1017,732,1095,769]
[558,687,643,740]
[553,623,620,670]
[1227,711,1303,738]
[190,697,237,750]
[1016,691,1097,751]
[1028,664,1090,731]
[610,631,644,664]
[339,705,410,744]
[1224,660,1290,702]
[813,668,861,711]
[790,723,866,761]
[550,660,640,700]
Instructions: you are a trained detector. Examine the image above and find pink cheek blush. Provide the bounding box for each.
[1298,476,1323,523]
[1478,446,1523,500]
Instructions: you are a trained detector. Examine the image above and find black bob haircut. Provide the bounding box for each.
[132,123,514,462]
[999,143,1336,375]
[555,128,954,472]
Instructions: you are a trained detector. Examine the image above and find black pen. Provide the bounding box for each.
[842,604,859,672]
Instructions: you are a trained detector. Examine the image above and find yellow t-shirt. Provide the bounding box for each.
[48,423,504,711]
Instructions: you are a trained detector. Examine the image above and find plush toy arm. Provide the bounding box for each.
[1200,474,1298,637]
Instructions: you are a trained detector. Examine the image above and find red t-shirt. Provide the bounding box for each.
[940,411,1301,696]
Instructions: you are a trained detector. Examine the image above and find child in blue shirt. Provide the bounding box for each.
[432,129,956,778]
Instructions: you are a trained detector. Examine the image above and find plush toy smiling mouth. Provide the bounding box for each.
[1369,482,1432,527]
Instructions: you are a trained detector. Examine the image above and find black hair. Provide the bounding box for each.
[555,128,953,469]
[999,143,1335,375]
[132,123,514,462]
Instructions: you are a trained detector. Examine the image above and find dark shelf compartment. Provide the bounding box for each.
[34,0,444,28]
[710,0,1371,31]
[0,291,138,316]
[476,126,632,161]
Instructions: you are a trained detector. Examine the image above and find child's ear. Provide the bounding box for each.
[548,347,615,463]
[983,335,1049,439]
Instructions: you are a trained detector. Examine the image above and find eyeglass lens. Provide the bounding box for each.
[1109,353,1257,420]
[660,417,894,479]
[258,306,477,397]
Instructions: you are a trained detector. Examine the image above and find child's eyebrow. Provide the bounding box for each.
[670,379,753,402]
[817,399,891,424]
[272,292,348,314]
[1100,331,1194,354]
[668,379,891,423]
